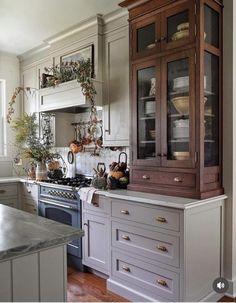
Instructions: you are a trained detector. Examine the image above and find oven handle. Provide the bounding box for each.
[39,199,78,210]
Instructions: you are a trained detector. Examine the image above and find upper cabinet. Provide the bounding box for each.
[21,66,38,114]
[131,0,195,60]
[120,0,223,199]
[103,21,129,147]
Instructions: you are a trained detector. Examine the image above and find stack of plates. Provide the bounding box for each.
[173,76,189,91]
[145,101,155,116]
[173,119,189,139]
[171,22,189,41]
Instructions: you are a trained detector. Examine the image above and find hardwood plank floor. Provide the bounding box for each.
[67,267,236,302]
[67,267,128,302]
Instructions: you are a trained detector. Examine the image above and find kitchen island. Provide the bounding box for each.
[0,204,84,302]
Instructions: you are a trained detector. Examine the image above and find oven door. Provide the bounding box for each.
[38,199,82,258]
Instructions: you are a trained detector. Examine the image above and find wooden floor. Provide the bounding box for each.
[67,267,235,302]
[67,267,128,302]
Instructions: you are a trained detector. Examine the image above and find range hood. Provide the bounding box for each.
[38,79,103,113]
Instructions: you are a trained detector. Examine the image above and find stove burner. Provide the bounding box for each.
[41,177,92,188]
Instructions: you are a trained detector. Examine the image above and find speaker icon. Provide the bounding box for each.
[213,278,229,293]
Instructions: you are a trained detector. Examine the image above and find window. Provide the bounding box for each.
[0,79,6,156]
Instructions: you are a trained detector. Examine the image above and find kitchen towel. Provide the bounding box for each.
[79,187,98,205]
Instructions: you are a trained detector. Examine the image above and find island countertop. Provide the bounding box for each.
[0,204,84,262]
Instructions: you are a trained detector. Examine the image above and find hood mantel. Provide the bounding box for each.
[38,79,103,112]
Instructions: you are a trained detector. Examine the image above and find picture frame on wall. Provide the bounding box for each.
[60,44,94,78]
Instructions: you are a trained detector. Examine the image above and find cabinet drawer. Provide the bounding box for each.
[111,251,179,301]
[112,221,179,267]
[111,200,180,232]
[22,199,38,215]
[82,196,109,215]
[0,184,18,197]
[0,198,18,208]
[132,170,196,188]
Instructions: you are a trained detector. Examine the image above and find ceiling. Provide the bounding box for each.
[0,0,122,55]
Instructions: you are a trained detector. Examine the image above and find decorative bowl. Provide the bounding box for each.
[171,96,189,114]
[173,151,190,160]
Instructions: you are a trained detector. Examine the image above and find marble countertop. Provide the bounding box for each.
[94,189,227,209]
[0,204,84,262]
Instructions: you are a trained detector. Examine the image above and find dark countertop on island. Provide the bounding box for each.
[0,204,84,262]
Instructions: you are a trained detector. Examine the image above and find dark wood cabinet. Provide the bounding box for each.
[120,0,223,199]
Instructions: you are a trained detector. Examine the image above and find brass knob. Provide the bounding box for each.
[157,279,167,287]
[157,245,168,252]
[121,209,129,215]
[122,265,130,272]
[142,175,150,180]
[122,235,130,241]
[174,177,183,183]
[0,189,6,194]
[156,217,167,223]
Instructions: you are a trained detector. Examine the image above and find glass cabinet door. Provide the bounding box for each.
[204,3,220,167]
[132,16,160,59]
[163,1,195,50]
[162,51,195,167]
[134,62,160,164]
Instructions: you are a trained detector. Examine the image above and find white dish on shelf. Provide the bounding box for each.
[145,100,155,115]
[173,126,189,139]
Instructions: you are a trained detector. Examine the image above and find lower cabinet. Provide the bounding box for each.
[0,183,18,208]
[82,196,110,275]
[20,182,38,214]
[107,196,225,302]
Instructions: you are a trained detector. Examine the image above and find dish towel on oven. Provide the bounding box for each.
[79,187,98,204]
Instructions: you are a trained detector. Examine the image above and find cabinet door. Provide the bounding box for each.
[132,59,161,166]
[21,67,37,114]
[82,213,109,274]
[131,15,160,59]
[161,50,196,168]
[103,28,129,146]
[161,0,195,51]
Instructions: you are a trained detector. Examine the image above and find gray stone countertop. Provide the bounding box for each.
[0,204,84,262]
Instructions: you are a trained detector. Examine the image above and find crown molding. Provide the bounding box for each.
[103,8,128,24]
[18,14,103,61]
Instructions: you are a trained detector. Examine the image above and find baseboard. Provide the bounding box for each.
[107,278,168,302]
[225,278,236,298]
[200,291,223,302]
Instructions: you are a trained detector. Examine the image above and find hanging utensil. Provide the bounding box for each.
[69,123,83,154]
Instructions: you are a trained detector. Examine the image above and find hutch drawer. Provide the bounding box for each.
[111,250,179,301]
[111,199,180,231]
[132,170,196,188]
[112,221,180,267]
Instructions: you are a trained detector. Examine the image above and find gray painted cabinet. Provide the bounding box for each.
[82,196,110,275]
[107,196,225,302]
[102,17,130,147]
[20,182,38,214]
[0,183,18,208]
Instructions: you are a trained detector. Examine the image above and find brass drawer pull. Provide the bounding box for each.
[174,177,183,183]
[156,217,167,223]
[122,265,130,272]
[0,190,6,194]
[122,235,130,241]
[121,209,129,215]
[157,279,167,287]
[142,175,150,180]
[93,203,99,207]
[157,245,168,252]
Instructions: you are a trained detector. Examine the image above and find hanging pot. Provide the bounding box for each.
[69,124,83,154]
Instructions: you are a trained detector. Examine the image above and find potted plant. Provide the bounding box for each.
[11,113,54,180]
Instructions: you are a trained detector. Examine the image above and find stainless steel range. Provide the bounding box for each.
[38,176,92,270]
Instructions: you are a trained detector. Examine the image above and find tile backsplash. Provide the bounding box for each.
[53,146,129,177]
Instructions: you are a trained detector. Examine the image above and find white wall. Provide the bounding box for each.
[0,52,20,176]
[223,0,236,296]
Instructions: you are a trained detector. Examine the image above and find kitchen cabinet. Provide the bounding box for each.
[107,196,224,302]
[21,66,38,114]
[102,23,129,147]
[120,0,223,199]
[0,183,18,208]
[82,196,110,275]
[20,182,38,215]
